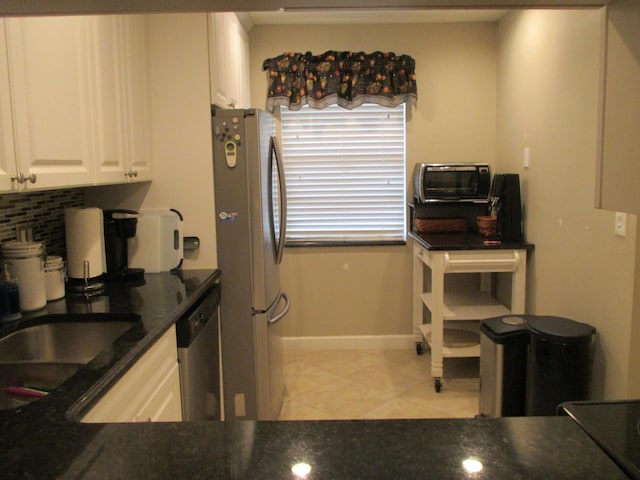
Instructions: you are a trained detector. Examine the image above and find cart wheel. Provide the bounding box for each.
[415,343,424,355]
[434,378,442,393]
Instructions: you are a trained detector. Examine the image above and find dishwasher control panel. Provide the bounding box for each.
[175,284,220,348]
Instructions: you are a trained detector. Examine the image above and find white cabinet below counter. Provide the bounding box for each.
[82,326,182,423]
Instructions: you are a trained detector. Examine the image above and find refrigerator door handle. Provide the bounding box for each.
[268,292,290,326]
[269,136,287,265]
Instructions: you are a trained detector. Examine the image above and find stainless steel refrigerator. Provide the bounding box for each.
[211,107,290,420]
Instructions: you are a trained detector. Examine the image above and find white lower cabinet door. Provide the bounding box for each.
[82,326,182,423]
[134,362,182,422]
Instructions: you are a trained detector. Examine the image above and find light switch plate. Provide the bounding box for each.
[615,212,627,237]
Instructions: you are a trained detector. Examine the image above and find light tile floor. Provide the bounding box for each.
[278,348,480,420]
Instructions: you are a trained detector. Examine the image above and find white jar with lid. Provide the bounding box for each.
[1,241,47,312]
[44,256,66,301]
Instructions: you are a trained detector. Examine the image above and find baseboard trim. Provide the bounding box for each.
[283,334,414,351]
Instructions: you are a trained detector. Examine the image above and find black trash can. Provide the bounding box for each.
[479,315,530,417]
[526,316,595,416]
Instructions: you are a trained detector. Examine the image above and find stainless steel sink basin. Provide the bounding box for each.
[0,320,135,364]
[0,313,140,411]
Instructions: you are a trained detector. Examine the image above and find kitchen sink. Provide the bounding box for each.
[0,313,140,411]
[0,318,137,364]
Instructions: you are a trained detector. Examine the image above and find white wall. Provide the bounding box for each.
[496,8,638,399]
[85,13,217,270]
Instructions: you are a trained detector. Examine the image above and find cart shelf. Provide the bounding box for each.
[419,291,511,320]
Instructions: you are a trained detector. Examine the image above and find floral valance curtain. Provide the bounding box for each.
[262,50,417,112]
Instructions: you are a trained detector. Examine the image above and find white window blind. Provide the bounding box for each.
[280,104,406,244]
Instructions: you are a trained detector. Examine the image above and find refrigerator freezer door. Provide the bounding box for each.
[255,291,290,420]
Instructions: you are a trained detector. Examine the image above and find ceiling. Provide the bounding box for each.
[246,9,509,25]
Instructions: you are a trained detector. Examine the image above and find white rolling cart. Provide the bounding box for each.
[410,232,531,392]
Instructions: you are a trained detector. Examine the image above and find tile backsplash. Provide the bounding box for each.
[0,189,85,257]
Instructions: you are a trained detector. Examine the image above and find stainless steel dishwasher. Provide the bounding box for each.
[176,283,220,421]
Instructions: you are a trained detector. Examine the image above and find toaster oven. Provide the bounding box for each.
[413,163,491,203]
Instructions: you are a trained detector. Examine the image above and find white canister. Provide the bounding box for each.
[44,256,66,301]
[2,241,47,312]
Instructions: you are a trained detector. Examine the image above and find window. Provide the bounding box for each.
[280,104,406,245]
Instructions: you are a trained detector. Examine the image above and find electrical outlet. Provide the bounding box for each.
[523,147,531,169]
[615,212,627,237]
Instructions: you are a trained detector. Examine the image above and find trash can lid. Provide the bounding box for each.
[480,315,530,344]
[527,315,595,343]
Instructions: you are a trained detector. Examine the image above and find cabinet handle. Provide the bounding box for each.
[11,172,36,184]
[124,170,138,178]
[11,173,25,184]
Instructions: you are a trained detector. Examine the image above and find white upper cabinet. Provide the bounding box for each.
[94,15,152,185]
[208,13,251,109]
[4,16,96,191]
[0,21,18,192]
[0,15,152,194]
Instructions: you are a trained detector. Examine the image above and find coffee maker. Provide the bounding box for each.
[103,209,145,282]
[488,173,523,242]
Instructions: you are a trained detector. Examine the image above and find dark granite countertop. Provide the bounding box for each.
[0,414,629,479]
[562,400,640,479]
[409,230,535,251]
[0,268,628,479]
[409,232,534,251]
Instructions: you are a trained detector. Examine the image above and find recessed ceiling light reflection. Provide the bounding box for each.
[291,462,312,478]
[462,457,483,474]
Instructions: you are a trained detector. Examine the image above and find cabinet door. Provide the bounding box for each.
[134,362,182,422]
[82,326,182,423]
[5,16,96,190]
[209,13,231,108]
[0,20,18,192]
[123,15,152,182]
[208,13,250,109]
[229,14,251,109]
[223,13,241,109]
[94,15,152,185]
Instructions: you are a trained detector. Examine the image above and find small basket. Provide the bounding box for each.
[413,217,469,233]
[476,215,497,237]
